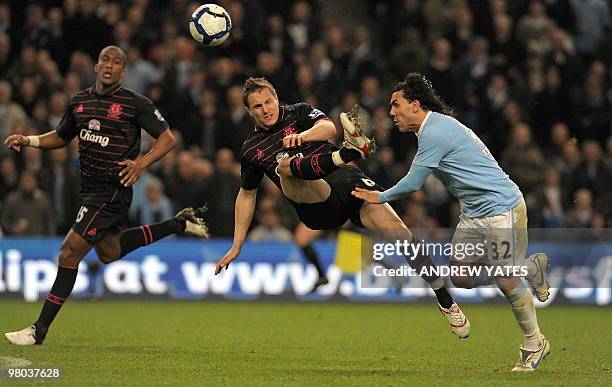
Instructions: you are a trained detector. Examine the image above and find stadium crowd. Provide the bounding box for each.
[0,0,609,238]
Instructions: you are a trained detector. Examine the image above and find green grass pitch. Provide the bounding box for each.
[0,300,610,386]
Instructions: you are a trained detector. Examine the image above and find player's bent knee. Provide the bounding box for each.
[450,275,475,289]
[97,254,120,264]
[58,245,82,268]
[277,158,293,176]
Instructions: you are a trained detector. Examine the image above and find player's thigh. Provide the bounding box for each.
[279,174,331,204]
[487,200,528,267]
[359,201,413,242]
[95,230,121,263]
[59,229,94,267]
[294,223,322,247]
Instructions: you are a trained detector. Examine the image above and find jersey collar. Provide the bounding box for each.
[415,110,433,140]
[90,83,123,97]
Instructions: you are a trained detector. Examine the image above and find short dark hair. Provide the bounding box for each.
[242,77,278,108]
[394,73,454,116]
[98,45,127,69]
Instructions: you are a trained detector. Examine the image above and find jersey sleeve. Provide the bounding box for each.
[294,103,329,132]
[134,94,170,138]
[240,156,264,190]
[413,124,454,168]
[55,104,78,142]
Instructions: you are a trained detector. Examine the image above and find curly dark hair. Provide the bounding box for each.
[242,77,278,108]
[393,73,454,116]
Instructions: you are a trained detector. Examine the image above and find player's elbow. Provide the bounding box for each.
[164,129,177,148]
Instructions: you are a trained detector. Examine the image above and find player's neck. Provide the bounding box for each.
[94,80,119,95]
[412,110,430,133]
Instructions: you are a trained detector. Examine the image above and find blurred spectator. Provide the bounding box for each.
[501,123,544,194]
[0,155,18,201]
[38,148,80,234]
[136,177,174,226]
[0,80,27,144]
[1,170,55,235]
[565,188,593,227]
[248,197,293,242]
[169,150,211,211]
[208,148,241,237]
[47,7,69,72]
[528,166,566,227]
[0,32,11,75]
[446,4,475,58]
[516,0,551,55]
[570,0,610,57]
[425,38,457,107]
[359,76,385,112]
[22,146,43,174]
[389,29,428,80]
[572,140,611,210]
[218,85,252,158]
[531,66,571,142]
[123,47,161,95]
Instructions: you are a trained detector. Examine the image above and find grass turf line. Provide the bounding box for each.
[1,300,610,386]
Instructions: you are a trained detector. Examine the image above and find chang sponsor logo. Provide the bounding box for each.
[79,129,110,147]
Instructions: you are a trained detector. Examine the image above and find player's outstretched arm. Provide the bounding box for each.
[283,119,337,148]
[4,131,68,152]
[353,164,434,204]
[119,128,176,187]
[215,187,258,274]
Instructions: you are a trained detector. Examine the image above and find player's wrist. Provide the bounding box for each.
[26,135,40,148]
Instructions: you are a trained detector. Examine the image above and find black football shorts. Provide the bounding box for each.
[72,178,132,243]
[291,166,384,230]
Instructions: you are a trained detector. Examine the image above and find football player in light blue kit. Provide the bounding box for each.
[353,73,551,372]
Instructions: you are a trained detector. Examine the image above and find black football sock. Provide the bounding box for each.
[338,148,361,163]
[404,236,454,308]
[289,154,338,180]
[433,287,454,309]
[119,219,184,257]
[301,244,325,278]
[35,265,79,339]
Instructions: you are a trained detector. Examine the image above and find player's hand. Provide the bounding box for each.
[4,134,29,152]
[351,187,382,204]
[118,159,144,187]
[215,248,240,274]
[283,133,303,148]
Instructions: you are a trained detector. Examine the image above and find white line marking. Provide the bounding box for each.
[0,356,33,367]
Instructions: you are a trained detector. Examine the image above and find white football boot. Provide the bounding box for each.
[524,252,550,302]
[340,105,376,158]
[511,336,551,372]
[439,303,470,339]
[5,325,41,345]
[176,206,210,238]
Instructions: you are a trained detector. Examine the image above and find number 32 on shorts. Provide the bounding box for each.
[76,206,89,223]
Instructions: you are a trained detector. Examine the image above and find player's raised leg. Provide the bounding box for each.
[281,106,375,181]
[358,201,470,338]
[95,206,210,264]
[5,230,92,345]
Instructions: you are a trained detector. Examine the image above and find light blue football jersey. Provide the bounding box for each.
[413,112,522,217]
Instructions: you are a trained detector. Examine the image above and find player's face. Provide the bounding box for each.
[389,91,421,132]
[246,88,280,128]
[95,48,126,86]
